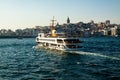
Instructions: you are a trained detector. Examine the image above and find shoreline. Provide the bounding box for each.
[0,35,119,39]
[0,36,36,38]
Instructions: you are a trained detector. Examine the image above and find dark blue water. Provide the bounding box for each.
[0,37,120,80]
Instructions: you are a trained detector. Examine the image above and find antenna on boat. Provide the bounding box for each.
[50,16,57,37]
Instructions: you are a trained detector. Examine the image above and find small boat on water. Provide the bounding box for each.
[36,17,82,52]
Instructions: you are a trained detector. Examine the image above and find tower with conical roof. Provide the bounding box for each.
[67,17,70,24]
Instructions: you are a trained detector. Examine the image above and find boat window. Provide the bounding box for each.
[64,39,80,43]
[51,44,57,46]
[37,38,39,41]
[46,43,49,46]
[57,39,63,43]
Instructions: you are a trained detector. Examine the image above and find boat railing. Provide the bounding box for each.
[40,33,80,38]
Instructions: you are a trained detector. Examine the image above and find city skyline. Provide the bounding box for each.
[0,0,120,30]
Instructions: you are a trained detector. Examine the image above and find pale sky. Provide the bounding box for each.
[0,0,120,30]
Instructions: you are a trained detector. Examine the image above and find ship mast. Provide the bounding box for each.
[50,16,57,37]
[51,16,55,31]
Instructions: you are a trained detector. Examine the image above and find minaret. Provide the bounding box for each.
[67,17,70,24]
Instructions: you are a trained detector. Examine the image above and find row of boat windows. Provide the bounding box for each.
[47,44,82,49]
[37,38,81,43]
[49,44,82,49]
[47,43,81,48]
[57,39,81,43]
[37,42,82,49]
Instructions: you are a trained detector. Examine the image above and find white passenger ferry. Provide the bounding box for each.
[36,17,82,52]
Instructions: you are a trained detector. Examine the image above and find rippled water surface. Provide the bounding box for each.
[0,37,120,80]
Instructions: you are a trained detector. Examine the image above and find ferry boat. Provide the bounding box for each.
[36,17,82,52]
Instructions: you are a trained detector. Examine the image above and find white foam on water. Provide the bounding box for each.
[33,45,120,60]
[68,51,120,60]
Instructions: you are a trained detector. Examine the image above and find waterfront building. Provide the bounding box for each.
[110,26,117,36]
[90,20,94,25]
[84,29,91,37]
[101,29,108,36]
[0,29,8,36]
[105,20,110,26]
[117,28,120,36]
[15,29,23,36]
[6,29,15,36]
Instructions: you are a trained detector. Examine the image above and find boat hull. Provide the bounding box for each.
[36,43,81,52]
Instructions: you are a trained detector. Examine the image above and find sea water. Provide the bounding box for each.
[0,37,120,80]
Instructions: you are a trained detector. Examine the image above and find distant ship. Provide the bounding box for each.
[36,17,82,52]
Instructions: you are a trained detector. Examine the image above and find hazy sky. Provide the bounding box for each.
[0,0,120,30]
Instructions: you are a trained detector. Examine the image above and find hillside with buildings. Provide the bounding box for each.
[0,18,120,38]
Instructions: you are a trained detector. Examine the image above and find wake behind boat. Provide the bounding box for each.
[36,17,82,52]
